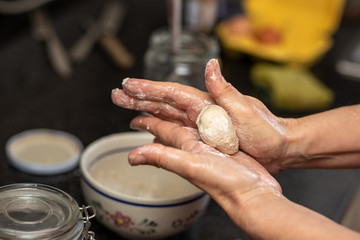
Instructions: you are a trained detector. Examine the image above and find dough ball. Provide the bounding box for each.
[196,105,239,154]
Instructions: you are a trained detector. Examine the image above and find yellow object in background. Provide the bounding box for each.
[216,0,345,65]
[251,63,334,112]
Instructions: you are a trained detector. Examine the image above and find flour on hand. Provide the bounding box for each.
[196,105,239,154]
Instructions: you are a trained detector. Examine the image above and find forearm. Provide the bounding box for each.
[230,192,360,240]
[283,105,360,169]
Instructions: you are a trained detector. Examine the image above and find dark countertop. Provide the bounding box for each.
[1,0,360,239]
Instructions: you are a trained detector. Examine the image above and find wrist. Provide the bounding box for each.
[278,117,308,170]
[231,188,285,238]
[280,115,336,169]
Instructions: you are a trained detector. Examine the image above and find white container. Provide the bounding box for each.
[80,131,210,239]
[5,129,83,175]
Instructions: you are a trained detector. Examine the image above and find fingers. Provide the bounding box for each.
[205,59,250,115]
[129,115,282,195]
[130,115,208,153]
[121,78,214,122]
[128,143,281,196]
[127,143,247,193]
[205,59,239,101]
[128,144,200,181]
[112,88,194,126]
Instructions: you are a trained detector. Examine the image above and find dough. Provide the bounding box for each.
[196,105,239,154]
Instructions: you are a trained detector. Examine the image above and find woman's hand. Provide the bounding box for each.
[112,76,215,128]
[203,59,291,173]
[112,59,292,173]
[128,114,282,226]
[112,59,360,240]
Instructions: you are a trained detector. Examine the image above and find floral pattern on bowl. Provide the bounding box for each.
[92,200,200,236]
[80,132,211,239]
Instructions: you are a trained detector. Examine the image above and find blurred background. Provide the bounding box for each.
[1,0,360,239]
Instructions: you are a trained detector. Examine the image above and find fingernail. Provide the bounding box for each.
[128,153,146,165]
[130,125,141,131]
[129,121,141,130]
[205,59,214,77]
[122,77,130,85]
[205,59,220,79]
[112,88,120,94]
[213,59,222,77]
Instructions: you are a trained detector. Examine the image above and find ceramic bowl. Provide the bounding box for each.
[80,131,210,239]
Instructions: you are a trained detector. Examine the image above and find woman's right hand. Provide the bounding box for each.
[112,59,294,173]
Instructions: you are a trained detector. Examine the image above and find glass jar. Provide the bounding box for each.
[0,183,95,240]
[144,28,219,91]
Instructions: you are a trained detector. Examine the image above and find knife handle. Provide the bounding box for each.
[99,35,135,69]
[70,26,102,64]
[46,35,72,79]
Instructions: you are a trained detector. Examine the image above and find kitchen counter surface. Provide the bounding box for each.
[1,0,360,239]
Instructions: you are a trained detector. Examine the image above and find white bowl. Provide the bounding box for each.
[80,131,210,239]
[6,129,83,175]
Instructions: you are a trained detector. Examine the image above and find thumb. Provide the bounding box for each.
[205,59,246,109]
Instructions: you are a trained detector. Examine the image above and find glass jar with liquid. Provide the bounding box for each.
[144,28,219,91]
[0,183,95,240]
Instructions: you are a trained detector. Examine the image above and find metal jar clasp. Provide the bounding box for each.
[79,205,96,240]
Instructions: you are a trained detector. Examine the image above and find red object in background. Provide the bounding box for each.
[254,27,282,45]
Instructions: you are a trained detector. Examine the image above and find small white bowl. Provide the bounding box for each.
[80,131,210,239]
[6,129,83,175]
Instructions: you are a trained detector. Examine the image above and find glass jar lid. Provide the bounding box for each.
[0,183,80,240]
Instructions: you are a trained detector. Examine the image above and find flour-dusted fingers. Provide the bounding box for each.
[205,59,280,129]
[205,58,250,114]
[121,78,215,123]
[128,144,198,180]
[130,115,216,154]
[204,58,288,173]
[205,59,273,121]
[127,143,246,194]
[111,88,194,127]
[128,143,281,204]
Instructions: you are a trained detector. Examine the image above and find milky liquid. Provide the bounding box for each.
[11,134,79,165]
[90,151,200,199]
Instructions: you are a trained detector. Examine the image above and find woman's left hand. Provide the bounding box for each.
[128,114,282,224]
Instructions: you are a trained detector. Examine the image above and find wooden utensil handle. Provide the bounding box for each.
[100,36,135,69]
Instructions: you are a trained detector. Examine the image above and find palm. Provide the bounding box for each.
[113,79,286,173]
[129,115,281,201]
[112,59,288,174]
